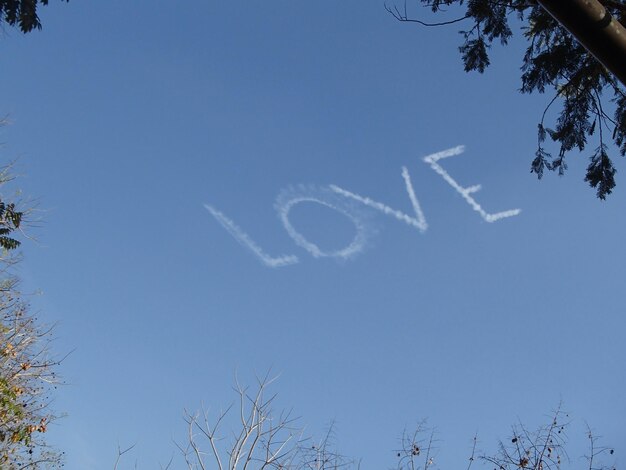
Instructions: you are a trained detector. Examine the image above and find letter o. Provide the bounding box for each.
[275,189,369,260]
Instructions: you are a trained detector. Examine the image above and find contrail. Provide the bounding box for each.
[423,146,521,222]
[275,185,371,260]
[203,204,299,268]
[329,166,428,233]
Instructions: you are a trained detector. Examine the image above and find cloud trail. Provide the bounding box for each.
[204,203,299,268]
[274,185,371,260]
[329,166,428,233]
[423,146,521,222]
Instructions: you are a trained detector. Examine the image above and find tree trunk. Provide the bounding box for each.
[537,0,626,86]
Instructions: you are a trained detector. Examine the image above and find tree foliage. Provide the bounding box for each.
[0,0,68,33]
[0,199,22,252]
[0,166,62,468]
[387,0,626,198]
[0,277,62,468]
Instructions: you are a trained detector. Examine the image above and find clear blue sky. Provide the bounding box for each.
[1,1,625,468]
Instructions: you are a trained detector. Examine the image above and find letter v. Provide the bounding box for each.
[329,166,428,233]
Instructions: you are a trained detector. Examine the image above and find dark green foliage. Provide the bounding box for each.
[390,1,626,198]
[0,202,21,252]
[0,0,68,33]
[459,37,490,72]
[585,144,616,199]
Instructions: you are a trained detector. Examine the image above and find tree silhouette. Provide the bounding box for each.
[0,0,68,33]
[387,0,626,198]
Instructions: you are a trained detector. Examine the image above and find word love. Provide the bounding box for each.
[205,146,521,268]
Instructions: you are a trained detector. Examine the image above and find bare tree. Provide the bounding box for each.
[109,379,617,470]
[583,424,616,470]
[471,405,614,470]
[177,374,358,470]
[395,421,439,470]
[390,404,616,470]
[295,422,358,470]
[480,405,571,470]
[113,444,137,470]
